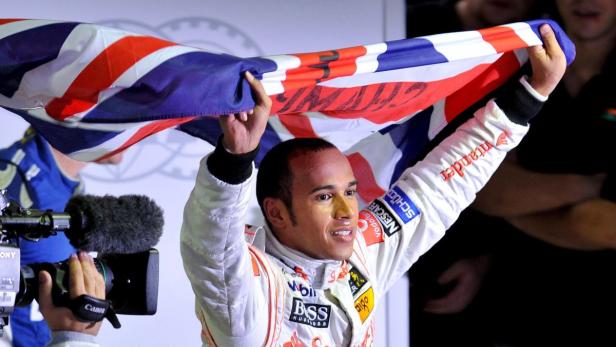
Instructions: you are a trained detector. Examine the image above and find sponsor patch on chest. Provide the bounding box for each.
[289,298,331,328]
[358,210,384,245]
[348,266,368,296]
[354,287,374,323]
[288,280,317,297]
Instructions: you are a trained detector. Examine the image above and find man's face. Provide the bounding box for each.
[472,0,537,26]
[557,0,616,42]
[277,148,359,261]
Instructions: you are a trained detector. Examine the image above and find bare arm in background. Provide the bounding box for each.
[507,199,616,250]
[473,153,605,217]
[471,149,616,250]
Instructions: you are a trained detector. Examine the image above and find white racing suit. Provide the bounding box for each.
[181,79,543,346]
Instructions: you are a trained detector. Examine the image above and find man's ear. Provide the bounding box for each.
[263,197,288,230]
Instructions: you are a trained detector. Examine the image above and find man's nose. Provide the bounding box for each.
[333,195,353,219]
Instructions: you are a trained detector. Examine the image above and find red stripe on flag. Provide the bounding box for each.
[272,62,493,124]
[94,117,195,162]
[46,36,176,121]
[444,52,521,122]
[478,26,528,53]
[0,19,25,25]
[278,113,318,138]
[281,46,367,91]
[346,152,386,203]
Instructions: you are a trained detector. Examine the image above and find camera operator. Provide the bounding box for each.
[0,127,122,346]
[38,252,103,347]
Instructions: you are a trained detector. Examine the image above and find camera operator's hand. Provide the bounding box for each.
[38,252,105,336]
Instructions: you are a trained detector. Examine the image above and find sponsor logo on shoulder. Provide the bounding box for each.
[289,298,331,328]
[366,200,402,237]
[358,210,384,246]
[348,267,368,296]
[383,187,420,224]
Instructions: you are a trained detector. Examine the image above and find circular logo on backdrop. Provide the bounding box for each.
[82,17,263,182]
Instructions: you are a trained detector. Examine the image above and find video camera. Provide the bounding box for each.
[0,189,163,335]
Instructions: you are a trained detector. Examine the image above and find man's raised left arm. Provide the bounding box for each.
[358,24,567,292]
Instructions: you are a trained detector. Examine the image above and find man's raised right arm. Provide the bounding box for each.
[180,72,273,345]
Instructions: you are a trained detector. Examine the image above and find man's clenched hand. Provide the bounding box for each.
[527,24,568,97]
[219,71,272,154]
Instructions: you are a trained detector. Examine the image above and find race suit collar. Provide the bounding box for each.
[265,227,348,290]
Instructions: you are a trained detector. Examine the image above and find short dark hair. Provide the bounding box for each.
[256,138,337,225]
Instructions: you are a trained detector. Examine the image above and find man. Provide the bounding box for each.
[0,128,122,347]
[180,23,566,346]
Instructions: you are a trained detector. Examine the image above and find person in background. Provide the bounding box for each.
[409,0,616,345]
[406,1,548,345]
[406,0,543,38]
[0,128,122,347]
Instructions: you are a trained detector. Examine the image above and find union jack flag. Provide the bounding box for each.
[0,19,574,204]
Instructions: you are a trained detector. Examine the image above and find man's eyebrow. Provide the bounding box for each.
[309,180,358,194]
[309,185,335,194]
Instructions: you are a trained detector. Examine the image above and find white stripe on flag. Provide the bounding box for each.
[428,99,447,140]
[423,30,497,61]
[267,116,295,142]
[0,19,58,40]
[25,108,153,132]
[270,110,416,153]
[67,122,153,162]
[2,24,130,110]
[304,112,381,152]
[261,55,301,95]
[354,43,387,74]
[346,131,401,202]
[66,45,200,122]
[503,22,542,46]
[320,54,499,88]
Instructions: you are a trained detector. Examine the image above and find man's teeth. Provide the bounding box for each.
[333,230,352,236]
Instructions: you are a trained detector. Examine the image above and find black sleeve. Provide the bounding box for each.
[206,137,259,184]
[494,78,545,126]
